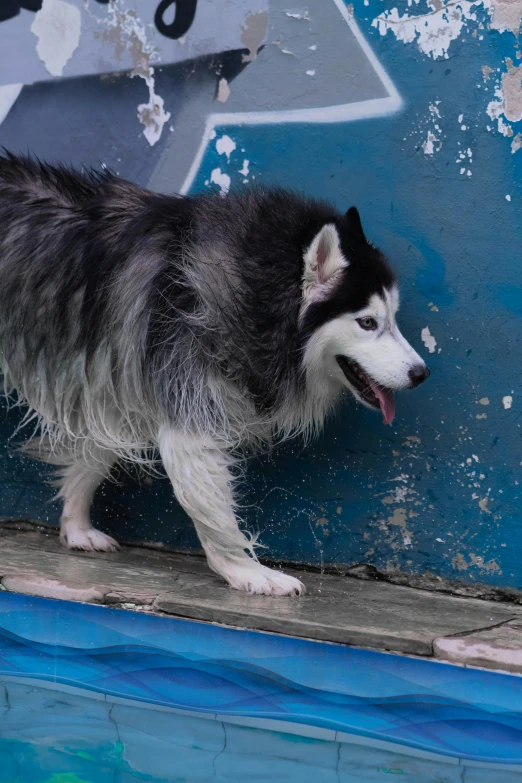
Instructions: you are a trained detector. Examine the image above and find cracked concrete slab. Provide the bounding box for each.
[2,522,522,662]
[434,620,522,673]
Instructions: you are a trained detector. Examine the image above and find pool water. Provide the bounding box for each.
[1,677,520,783]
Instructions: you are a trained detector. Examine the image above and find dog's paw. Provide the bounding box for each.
[222,561,305,596]
[60,526,120,552]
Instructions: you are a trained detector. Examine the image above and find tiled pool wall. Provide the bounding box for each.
[0,592,521,769]
[2,676,522,783]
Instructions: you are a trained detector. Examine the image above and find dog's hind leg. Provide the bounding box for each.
[158,427,305,596]
[57,453,119,552]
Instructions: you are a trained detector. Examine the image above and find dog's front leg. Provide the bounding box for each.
[158,427,305,596]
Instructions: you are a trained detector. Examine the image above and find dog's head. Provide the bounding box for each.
[300,207,429,425]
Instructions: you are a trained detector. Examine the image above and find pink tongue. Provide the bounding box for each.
[369,379,395,425]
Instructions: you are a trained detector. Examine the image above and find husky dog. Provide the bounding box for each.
[0,153,429,596]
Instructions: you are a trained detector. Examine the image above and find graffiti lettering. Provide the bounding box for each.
[154,0,198,40]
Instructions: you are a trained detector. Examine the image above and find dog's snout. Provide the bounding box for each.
[408,364,430,388]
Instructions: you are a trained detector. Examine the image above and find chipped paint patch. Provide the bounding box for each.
[241,11,269,62]
[511,133,522,152]
[500,59,522,122]
[487,59,522,138]
[284,10,310,21]
[489,0,522,35]
[421,326,437,353]
[137,75,171,146]
[239,159,250,177]
[452,552,469,571]
[216,135,237,162]
[503,395,513,409]
[452,551,501,573]
[382,507,414,549]
[217,78,231,103]
[479,396,490,405]
[210,168,231,196]
[479,497,492,514]
[93,1,170,146]
[372,1,489,61]
[422,130,440,154]
[31,0,81,78]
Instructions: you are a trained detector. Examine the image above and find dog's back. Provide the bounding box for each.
[0,155,200,459]
[0,154,339,456]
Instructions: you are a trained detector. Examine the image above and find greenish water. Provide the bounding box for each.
[0,678,520,783]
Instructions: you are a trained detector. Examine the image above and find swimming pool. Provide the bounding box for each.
[1,592,521,782]
[1,676,521,782]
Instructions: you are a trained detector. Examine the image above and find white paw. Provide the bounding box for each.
[222,561,306,596]
[60,526,120,552]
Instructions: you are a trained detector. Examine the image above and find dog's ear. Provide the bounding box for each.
[345,206,366,241]
[303,223,347,288]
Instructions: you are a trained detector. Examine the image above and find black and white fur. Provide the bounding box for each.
[0,154,429,596]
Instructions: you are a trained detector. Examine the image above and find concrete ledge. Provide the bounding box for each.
[2,522,522,667]
[434,620,522,672]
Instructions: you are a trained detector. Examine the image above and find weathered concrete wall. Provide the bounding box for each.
[1,0,522,588]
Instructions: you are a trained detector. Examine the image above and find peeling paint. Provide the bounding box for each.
[452,552,469,571]
[479,396,490,405]
[216,135,236,162]
[478,497,492,514]
[511,132,522,152]
[239,159,250,177]
[422,129,440,154]
[503,395,513,409]
[137,75,171,147]
[241,11,269,63]
[210,168,231,196]
[93,1,170,146]
[31,0,81,78]
[452,551,501,573]
[487,58,522,139]
[217,78,231,103]
[489,0,522,35]
[381,507,414,550]
[421,326,437,353]
[500,59,522,122]
[372,1,489,61]
[284,10,311,21]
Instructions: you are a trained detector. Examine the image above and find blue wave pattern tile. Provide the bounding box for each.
[0,592,521,764]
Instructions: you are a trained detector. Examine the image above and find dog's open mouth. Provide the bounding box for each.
[336,356,395,425]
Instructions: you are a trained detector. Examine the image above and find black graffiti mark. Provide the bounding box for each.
[155,0,198,40]
[0,0,41,23]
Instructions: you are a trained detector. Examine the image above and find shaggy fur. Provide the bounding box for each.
[0,153,429,595]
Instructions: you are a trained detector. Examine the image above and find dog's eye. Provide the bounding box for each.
[357,316,378,331]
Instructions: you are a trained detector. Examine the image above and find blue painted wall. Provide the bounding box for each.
[1,0,522,588]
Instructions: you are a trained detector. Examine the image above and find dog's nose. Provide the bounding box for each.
[408,365,430,388]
